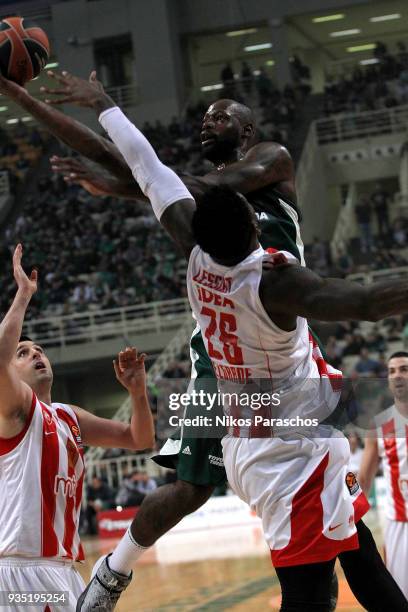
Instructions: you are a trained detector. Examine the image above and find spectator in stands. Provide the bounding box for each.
[333,246,354,277]
[376,352,388,379]
[353,348,380,377]
[343,332,366,357]
[402,321,408,349]
[241,61,253,95]
[325,335,343,369]
[133,472,158,495]
[291,55,309,80]
[374,41,388,61]
[392,218,407,247]
[115,470,157,508]
[354,194,373,252]
[365,328,386,353]
[256,66,272,104]
[397,41,408,63]
[220,62,235,97]
[396,78,408,104]
[115,472,144,508]
[85,476,116,535]
[370,183,391,237]
[384,316,404,341]
[334,320,357,339]
[310,237,329,275]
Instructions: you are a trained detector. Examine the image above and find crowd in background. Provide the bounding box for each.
[0,173,186,322]
[323,40,408,116]
[0,123,46,194]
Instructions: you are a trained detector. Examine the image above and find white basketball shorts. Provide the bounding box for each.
[0,557,85,611]
[222,430,370,567]
[384,519,408,599]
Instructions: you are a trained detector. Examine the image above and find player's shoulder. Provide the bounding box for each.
[245,140,292,161]
[373,404,396,428]
[50,401,78,423]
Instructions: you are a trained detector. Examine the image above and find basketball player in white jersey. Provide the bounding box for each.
[359,351,408,599]
[0,244,154,611]
[75,79,408,611]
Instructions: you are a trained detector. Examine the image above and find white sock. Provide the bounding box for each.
[108,528,150,576]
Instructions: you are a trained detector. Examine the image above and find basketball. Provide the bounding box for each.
[0,16,50,85]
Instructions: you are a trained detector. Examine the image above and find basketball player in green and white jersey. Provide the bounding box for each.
[0,71,401,612]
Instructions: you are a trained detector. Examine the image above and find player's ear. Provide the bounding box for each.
[242,123,254,138]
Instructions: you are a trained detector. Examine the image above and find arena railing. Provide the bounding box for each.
[22,297,191,348]
[105,84,140,108]
[348,266,408,285]
[315,104,408,145]
[85,452,165,489]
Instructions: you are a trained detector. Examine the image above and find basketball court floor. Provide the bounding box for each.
[79,511,383,611]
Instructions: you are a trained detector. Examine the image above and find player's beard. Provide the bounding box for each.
[393,384,408,403]
[203,138,239,165]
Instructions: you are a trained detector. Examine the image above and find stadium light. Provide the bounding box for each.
[6,118,19,124]
[200,84,224,92]
[0,106,8,112]
[370,14,401,23]
[330,29,361,37]
[226,28,257,37]
[312,14,345,23]
[22,116,33,122]
[359,58,380,65]
[45,62,59,69]
[265,60,275,66]
[244,43,272,52]
[347,43,376,53]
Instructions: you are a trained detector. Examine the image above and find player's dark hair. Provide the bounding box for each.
[389,351,408,361]
[192,185,256,264]
[19,335,32,343]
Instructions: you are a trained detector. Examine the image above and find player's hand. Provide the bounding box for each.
[41,70,113,111]
[113,347,147,394]
[50,155,113,196]
[13,244,37,299]
[0,73,26,99]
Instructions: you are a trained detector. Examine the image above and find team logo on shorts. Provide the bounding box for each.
[346,472,359,496]
[71,424,82,444]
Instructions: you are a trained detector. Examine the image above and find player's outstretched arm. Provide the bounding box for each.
[64,72,197,257]
[201,142,296,201]
[261,259,408,327]
[358,437,380,497]
[0,245,35,419]
[71,347,155,450]
[41,70,204,235]
[0,73,145,190]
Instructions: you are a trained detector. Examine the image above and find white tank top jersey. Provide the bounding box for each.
[375,405,408,522]
[0,393,85,561]
[187,245,342,431]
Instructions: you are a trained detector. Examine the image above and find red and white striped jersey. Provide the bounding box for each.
[0,392,85,560]
[375,405,408,522]
[187,246,342,431]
